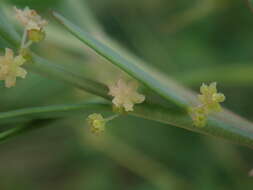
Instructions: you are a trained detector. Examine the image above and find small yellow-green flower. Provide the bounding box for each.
[189,82,225,127]
[28,29,46,43]
[198,82,225,113]
[0,48,27,88]
[14,6,48,31]
[108,79,145,112]
[87,113,106,135]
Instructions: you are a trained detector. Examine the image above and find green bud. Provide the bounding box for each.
[112,105,127,114]
[194,114,207,128]
[87,113,106,135]
[20,48,32,61]
[28,29,46,43]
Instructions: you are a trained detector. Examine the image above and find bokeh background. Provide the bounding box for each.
[0,0,253,189]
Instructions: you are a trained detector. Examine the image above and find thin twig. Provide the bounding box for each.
[20,29,27,49]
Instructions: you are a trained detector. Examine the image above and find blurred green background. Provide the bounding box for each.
[0,0,253,189]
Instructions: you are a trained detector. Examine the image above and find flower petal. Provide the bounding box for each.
[16,67,27,78]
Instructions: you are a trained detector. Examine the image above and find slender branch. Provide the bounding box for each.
[0,100,110,122]
[0,101,253,148]
[24,40,33,49]
[20,30,27,49]
[105,114,119,122]
[0,119,56,144]
[26,54,111,100]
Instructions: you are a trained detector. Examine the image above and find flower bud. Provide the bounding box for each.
[28,29,45,42]
[87,113,106,135]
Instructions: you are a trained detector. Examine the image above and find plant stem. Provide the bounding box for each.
[0,100,110,123]
[24,40,33,49]
[26,54,111,100]
[105,114,119,122]
[20,29,27,50]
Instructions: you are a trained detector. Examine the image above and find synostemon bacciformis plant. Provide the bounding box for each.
[0,4,253,171]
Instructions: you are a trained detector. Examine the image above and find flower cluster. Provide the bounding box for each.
[14,6,48,47]
[108,79,145,112]
[86,79,145,135]
[189,82,225,127]
[0,48,27,88]
[14,7,48,31]
[0,6,48,88]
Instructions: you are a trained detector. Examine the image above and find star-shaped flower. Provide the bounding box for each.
[198,82,225,113]
[14,6,48,31]
[108,79,145,112]
[0,48,27,88]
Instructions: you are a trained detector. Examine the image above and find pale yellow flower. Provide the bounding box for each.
[87,113,106,135]
[108,79,145,112]
[198,82,225,113]
[0,48,27,88]
[14,6,48,31]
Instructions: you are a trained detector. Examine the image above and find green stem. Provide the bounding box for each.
[0,125,28,143]
[0,101,253,148]
[20,29,27,50]
[105,114,120,122]
[0,100,110,123]
[0,119,57,144]
[24,40,33,49]
[26,54,111,100]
